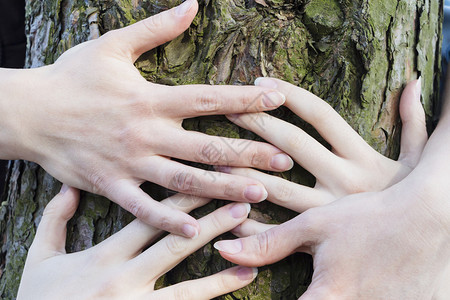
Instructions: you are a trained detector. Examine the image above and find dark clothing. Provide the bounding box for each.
[0,0,26,68]
[0,0,26,196]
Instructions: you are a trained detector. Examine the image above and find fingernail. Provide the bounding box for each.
[60,184,69,194]
[270,153,294,170]
[244,185,268,202]
[263,91,286,108]
[255,77,278,89]
[214,240,243,254]
[182,224,199,239]
[236,266,258,281]
[175,0,193,16]
[416,76,422,102]
[214,165,232,173]
[230,203,251,218]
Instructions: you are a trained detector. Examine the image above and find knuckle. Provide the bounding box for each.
[255,230,273,258]
[287,133,308,152]
[193,92,222,114]
[86,170,110,195]
[215,274,232,292]
[142,14,163,33]
[209,211,224,231]
[124,198,149,220]
[173,286,193,300]
[165,235,188,257]
[198,142,224,165]
[240,93,256,111]
[158,215,172,232]
[169,171,202,194]
[273,182,294,203]
[250,148,265,167]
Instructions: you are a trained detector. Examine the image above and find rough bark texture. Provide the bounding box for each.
[0,0,442,299]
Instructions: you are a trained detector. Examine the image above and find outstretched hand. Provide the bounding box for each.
[213,78,450,298]
[0,0,293,237]
[214,180,450,299]
[17,185,257,299]
[218,78,426,234]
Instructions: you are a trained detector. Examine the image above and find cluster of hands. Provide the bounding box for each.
[2,0,447,298]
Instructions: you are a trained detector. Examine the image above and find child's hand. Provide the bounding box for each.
[17,185,256,300]
[219,78,426,235]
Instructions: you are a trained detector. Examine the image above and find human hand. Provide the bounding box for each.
[0,0,293,237]
[220,78,426,217]
[213,179,450,299]
[17,185,257,300]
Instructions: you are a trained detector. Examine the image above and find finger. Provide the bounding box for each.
[231,219,276,238]
[226,113,343,179]
[161,83,286,118]
[128,202,251,279]
[255,77,376,159]
[96,194,210,259]
[100,0,198,62]
[214,211,319,267]
[221,167,333,211]
[398,78,428,167]
[107,181,201,238]
[28,184,79,263]
[136,156,268,203]
[151,266,257,300]
[160,130,294,172]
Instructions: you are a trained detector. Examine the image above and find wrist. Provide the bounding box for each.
[398,167,450,232]
[0,68,44,162]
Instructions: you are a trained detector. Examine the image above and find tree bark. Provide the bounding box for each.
[0,0,442,298]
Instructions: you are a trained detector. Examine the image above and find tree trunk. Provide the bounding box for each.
[0,0,442,298]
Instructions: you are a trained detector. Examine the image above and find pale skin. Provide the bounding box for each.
[0,0,294,238]
[217,77,426,231]
[18,77,449,299]
[17,185,258,300]
[214,78,450,298]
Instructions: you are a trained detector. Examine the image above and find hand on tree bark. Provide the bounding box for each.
[17,185,257,300]
[217,78,426,230]
[214,176,450,299]
[0,0,294,238]
[212,77,450,298]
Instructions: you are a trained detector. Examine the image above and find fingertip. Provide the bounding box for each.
[244,184,268,203]
[400,78,424,117]
[254,77,278,89]
[235,266,258,281]
[270,153,294,171]
[182,222,200,239]
[59,183,70,194]
[45,184,79,221]
[173,0,199,23]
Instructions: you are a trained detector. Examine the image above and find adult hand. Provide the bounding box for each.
[219,78,426,220]
[17,185,257,299]
[214,178,450,299]
[213,76,450,297]
[0,0,293,237]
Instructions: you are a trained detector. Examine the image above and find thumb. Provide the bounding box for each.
[101,0,198,62]
[398,77,428,167]
[28,184,79,263]
[214,211,318,267]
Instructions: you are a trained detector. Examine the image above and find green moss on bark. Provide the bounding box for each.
[0,0,442,299]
